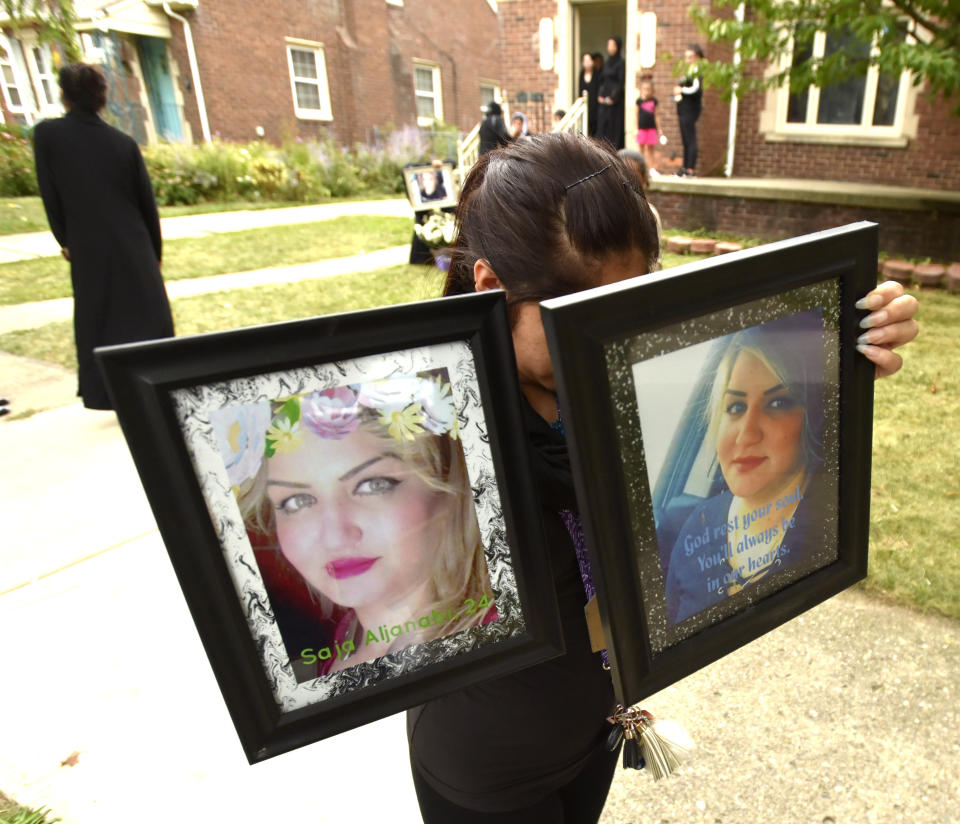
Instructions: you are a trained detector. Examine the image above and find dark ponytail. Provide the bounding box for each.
[444,132,660,309]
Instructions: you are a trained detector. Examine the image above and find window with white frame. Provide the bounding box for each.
[773,24,912,142]
[28,44,58,109]
[285,39,333,121]
[414,61,442,126]
[0,35,33,117]
[479,81,499,109]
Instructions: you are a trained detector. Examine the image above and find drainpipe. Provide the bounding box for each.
[724,2,745,177]
[161,2,211,142]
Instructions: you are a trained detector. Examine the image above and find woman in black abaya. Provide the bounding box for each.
[578,52,599,137]
[34,64,173,410]
[595,37,625,149]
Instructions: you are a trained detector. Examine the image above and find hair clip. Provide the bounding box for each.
[621,176,645,197]
[565,163,613,190]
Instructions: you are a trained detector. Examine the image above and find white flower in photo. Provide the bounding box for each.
[417,376,456,435]
[210,402,271,487]
[356,376,422,412]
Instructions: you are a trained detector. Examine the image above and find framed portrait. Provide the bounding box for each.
[540,223,877,706]
[95,291,563,762]
[404,162,458,211]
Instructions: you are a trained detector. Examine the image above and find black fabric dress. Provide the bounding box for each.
[595,46,626,150]
[478,112,511,156]
[675,65,703,172]
[408,400,617,814]
[578,69,599,137]
[34,109,173,410]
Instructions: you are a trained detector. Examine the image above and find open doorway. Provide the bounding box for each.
[574,1,626,95]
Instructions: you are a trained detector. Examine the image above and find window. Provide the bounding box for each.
[414,61,442,126]
[285,39,332,121]
[27,43,59,113]
[771,24,913,144]
[479,81,499,109]
[0,34,33,117]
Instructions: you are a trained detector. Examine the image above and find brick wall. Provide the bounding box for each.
[168,0,501,146]
[496,1,731,172]
[388,0,502,132]
[651,189,960,259]
[638,1,730,175]
[732,64,960,191]
[498,0,559,134]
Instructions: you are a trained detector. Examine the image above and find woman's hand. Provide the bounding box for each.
[855,280,919,379]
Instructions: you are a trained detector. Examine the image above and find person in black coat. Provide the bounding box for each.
[577,52,599,137]
[595,37,625,149]
[673,44,704,176]
[33,63,173,410]
[478,101,510,156]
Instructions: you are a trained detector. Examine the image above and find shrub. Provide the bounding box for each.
[140,127,456,205]
[0,124,38,197]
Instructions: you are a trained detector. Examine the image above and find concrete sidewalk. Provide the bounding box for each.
[0,401,957,824]
[0,198,411,263]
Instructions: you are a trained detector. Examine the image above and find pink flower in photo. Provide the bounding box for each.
[301,387,361,439]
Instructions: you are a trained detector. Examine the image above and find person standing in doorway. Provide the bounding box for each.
[578,52,599,137]
[33,63,174,410]
[673,44,704,177]
[595,37,625,150]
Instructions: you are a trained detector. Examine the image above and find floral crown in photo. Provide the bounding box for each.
[210,375,460,489]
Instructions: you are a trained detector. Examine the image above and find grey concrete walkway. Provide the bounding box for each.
[0,198,411,263]
[1,400,956,823]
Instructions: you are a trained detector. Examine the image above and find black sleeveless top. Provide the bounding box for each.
[407,401,615,812]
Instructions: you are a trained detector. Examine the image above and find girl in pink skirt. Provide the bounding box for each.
[635,76,663,175]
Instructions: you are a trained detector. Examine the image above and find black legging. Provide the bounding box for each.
[677,109,700,171]
[412,743,621,824]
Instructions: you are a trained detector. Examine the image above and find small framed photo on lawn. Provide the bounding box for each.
[540,223,877,707]
[404,162,458,211]
[96,291,562,762]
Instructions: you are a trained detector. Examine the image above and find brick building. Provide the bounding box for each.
[2,0,956,201]
[1,0,502,147]
[496,0,958,193]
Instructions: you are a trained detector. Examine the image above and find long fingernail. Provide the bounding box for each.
[860,310,887,329]
[855,294,883,310]
[856,343,874,356]
[857,330,880,345]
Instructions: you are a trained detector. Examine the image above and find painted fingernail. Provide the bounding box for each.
[857,330,880,345]
[855,293,883,311]
[860,310,887,329]
[856,343,873,356]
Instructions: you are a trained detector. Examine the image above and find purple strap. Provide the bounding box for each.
[550,417,610,668]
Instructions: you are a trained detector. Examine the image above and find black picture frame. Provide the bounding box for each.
[96,291,563,763]
[540,223,877,707]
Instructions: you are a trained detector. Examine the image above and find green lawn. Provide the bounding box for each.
[0,264,444,368]
[0,215,413,305]
[864,289,960,616]
[0,194,403,236]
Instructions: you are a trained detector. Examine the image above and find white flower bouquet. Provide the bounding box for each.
[414,209,457,249]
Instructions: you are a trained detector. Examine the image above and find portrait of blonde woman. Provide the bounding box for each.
[663,311,831,624]
[211,372,495,678]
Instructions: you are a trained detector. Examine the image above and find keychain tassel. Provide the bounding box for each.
[608,706,693,780]
[636,710,693,781]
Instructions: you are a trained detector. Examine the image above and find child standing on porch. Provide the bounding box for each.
[635,76,663,176]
